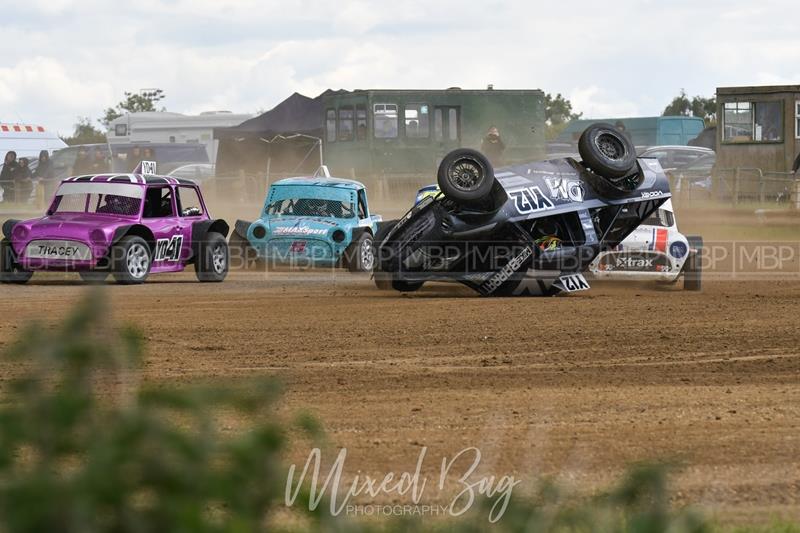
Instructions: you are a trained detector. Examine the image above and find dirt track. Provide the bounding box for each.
[0,271,798,523]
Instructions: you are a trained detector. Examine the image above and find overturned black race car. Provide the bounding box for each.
[373,123,672,296]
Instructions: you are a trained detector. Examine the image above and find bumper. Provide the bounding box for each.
[254,237,342,265]
[17,239,106,271]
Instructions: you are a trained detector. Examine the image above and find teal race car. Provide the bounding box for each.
[230,175,381,271]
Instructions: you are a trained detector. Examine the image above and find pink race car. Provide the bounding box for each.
[1,163,229,284]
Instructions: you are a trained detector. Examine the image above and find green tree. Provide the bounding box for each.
[61,116,107,145]
[100,89,167,127]
[663,89,716,125]
[544,93,582,140]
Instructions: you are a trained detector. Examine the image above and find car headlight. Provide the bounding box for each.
[332,229,346,243]
[252,224,268,240]
[90,229,107,245]
[669,241,688,259]
[12,225,27,240]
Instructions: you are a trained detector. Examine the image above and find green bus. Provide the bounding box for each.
[321,89,546,179]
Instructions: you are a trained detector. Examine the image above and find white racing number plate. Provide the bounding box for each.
[554,273,590,293]
[25,240,92,261]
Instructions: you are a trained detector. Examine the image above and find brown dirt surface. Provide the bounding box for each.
[0,269,798,524]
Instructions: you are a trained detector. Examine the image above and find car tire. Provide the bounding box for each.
[112,236,152,285]
[79,271,109,284]
[392,279,424,292]
[578,123,637,179]
[195,232,229,282]
[372,219,399,289]
[346,232,375,272]
[228,231,257,270]
[436,148,495,206]
[0,239,33,284]
[683,236,703,291]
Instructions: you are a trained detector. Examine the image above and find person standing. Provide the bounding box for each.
[33,150,54,180]
[1,151,20,202]
[481,126,506,167]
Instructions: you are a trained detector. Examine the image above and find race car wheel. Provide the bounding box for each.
[578,123,637,179]
[112,236,152,285]
[683,235,703,291]
[228,231,258,270]
[196,232,229,282]
[373,219,399,289]
[437,148,495,206]
[0,239,33,284]
[346,232,375,272]
[79,271,109,284]
[392,279,424,292]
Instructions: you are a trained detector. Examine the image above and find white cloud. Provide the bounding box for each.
[1,0,799,135]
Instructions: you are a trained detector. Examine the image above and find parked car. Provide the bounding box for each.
[373,123,673,296]
[1,162,229,284]
[639,145,713,171]
[589,199,702,290]
[230,171,382,271]
[168,164,215,182]
[671,152,715,194]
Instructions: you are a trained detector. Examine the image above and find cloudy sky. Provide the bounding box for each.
[2,0,799,135]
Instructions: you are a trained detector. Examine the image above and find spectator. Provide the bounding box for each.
[1,151,20,202]
[33,150,54,180]
[73,148,93,175]
[91,149,108,174]
[480,126,506,167]
[1,151,19,182]
[16,158,33,203]
[127,146,142,172]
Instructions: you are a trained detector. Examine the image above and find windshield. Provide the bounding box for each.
[267,198,354,219]
[49,182,143,216]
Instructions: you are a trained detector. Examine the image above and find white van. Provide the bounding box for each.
[0,123,67,203]
[0,123,67,161]
[107,111,252,163]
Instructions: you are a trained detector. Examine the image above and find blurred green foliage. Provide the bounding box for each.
[0,290,791,532]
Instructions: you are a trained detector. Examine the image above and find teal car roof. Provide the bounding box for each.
[272,177,365,190]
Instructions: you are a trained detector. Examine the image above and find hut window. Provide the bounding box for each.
[356,105,367,140]
[338,107,354,141]
[373,104,398,138]
[795,102,800,139]
[723,101,783,143]
[404,104,430,138]
[326,109,336,143]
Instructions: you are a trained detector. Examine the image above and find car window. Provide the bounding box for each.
[267,198,354,219]
[357,190,367,219]
[143,187,175,218]
[176,186,204,217]
[642,209,675,228]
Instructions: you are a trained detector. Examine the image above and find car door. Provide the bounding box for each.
[142,185,183,268]
[175,185,206,261]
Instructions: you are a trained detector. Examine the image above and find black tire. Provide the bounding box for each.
[683,236,703,291]
[195,232,229,282]
[578,123,637,179]
[228,231,258,270]
[436,148,495,206]
[372,219,400,289]
[79,271,109,284]
[392,279,424,292]
[0,239,32,284]
[345,232,375,272]
[112,235,152,285]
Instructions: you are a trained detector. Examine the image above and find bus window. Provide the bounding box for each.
[356,104,367,140]
[404,104,429,138]
[326,109,336,143]
[373,104,398,139]
[338,107,354,141]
